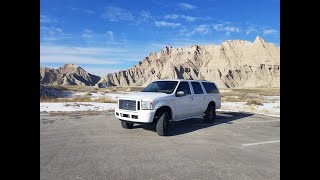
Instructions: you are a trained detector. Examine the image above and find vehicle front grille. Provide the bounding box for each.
[119,99,136,111]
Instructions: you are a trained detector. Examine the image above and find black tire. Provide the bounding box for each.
[155,111,170,136]
[121,120,134,129]
[203,104,216,123]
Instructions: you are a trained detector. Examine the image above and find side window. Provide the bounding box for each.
[191,82,204,94]
[176,82,191,95]
[202,82,219,93]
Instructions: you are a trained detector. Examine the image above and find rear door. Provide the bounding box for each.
[191,82,206,115]
[202,82,221,109]
[174,81,194,120]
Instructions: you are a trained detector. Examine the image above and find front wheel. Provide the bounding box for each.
[156,111,170,136]
[203,104,216,123]
[121,120,134,129]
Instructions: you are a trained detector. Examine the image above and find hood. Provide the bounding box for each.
[117,92,172,101]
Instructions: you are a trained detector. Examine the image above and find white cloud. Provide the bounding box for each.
[40,15,58,23]
[212,23,240,33]
[40,54,119,65]
[245,27,258,35]
[105,31,114,41]
[101,6,134,22]
[263,29,278,35]
[40,45,145,66]
[178,3,197,10]
[40,26,71,41]
[81,29,94,39]
[40,46,124,65]
[83,9,96,14]
[40,46,125,55]
[193,25,211,34]
[140,11,152,20]
[155,21,181,28]
[164,14,196,22]
[223,26,240,32]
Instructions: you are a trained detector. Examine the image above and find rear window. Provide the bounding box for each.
[202,82,219,93]
[191,82,204,94]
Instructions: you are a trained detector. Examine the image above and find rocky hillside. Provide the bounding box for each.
[98,36,280,88]
[40,64,100,86]
[40,85,71,98]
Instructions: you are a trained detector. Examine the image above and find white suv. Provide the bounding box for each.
[115,80,221,136]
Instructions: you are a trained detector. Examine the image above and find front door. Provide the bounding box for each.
[174,81,194,120]
[191,81,206,115]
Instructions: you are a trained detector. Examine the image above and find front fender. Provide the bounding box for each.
[153,101,175,120]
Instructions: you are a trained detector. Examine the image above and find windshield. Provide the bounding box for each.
[142,81,178,94]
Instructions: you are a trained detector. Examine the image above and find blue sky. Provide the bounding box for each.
[40,0,280,76]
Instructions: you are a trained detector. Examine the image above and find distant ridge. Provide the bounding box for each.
[40,64,101,86]
[97,36,280,88]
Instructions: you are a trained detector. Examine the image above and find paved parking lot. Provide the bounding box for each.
[40,111,280,180]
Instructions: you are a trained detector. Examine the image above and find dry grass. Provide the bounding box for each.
[221,88,279,102]
[45,85,145,93]
[246,98,263,106]
[48,85,95,92]
[92,97,116,103]
[103,86,144,93]
[47,111,105,116]
[223,88,280,96]
[221,96,243,102]
[65,103,93,107]
[40,96,116,103]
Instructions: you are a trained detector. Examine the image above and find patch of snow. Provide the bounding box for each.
[68,92,125,101]
[90,93,123,100]
[70,92,87,96]
[220,99,280,117]
[40,102,116,112]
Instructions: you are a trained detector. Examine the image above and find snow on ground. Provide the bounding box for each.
[70,92,129,100]
[219,96,280,117]
[40,102,116,112]
[70,92,87,96]
[91,93,126,100]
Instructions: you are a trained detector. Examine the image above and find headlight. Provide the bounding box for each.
[141,101,153,110]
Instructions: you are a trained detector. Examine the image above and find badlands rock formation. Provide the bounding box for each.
[40,64,100,86]
[98,36,280,88]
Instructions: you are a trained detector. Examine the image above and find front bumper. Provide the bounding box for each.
[114,108,156,123]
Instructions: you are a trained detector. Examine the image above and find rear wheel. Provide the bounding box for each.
[121,120,134,129]
[155,111,170,136]
[203,104,216,123]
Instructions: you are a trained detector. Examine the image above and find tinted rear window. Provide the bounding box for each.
[191,82,204,94]
[202,82,219,93]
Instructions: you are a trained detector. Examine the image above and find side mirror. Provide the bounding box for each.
[176,91,185,97]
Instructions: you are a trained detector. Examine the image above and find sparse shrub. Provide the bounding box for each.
[72,96,92,102]
[104,89,112,93]
[40,96,116,103]
[93,97,116,103]
[246,98,263,106]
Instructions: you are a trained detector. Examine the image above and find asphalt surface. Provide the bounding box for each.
[40,111,280,180]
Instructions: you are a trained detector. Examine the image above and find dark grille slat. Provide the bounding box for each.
[119,100,136,111]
